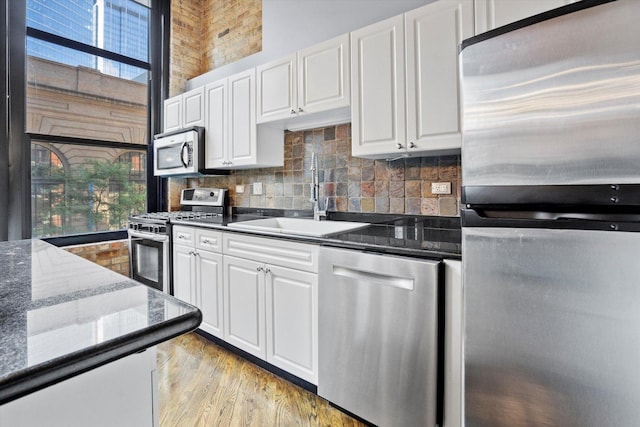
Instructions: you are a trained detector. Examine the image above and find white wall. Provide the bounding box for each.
[187,0,432,89]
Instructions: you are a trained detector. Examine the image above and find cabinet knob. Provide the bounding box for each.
[264,267,271,274]
[256,266,263,272]
[409,142,416,149]
[290,109,296,115]
[202,239,211,244]
[297,107,303,113]
[396,143,403,150]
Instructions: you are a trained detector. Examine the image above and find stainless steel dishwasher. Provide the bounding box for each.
[318,247,440,426]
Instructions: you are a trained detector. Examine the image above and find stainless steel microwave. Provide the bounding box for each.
[153,127,204,177]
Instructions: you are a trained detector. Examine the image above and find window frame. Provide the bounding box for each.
[0,0,170,244]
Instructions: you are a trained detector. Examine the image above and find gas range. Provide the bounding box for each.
[128,188,227,234]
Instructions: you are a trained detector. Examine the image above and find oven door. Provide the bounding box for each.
[128,230,169,293]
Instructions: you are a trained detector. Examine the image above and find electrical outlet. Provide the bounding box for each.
[431,182,452,195]
[235,185,244,194]
[252,182,263,195]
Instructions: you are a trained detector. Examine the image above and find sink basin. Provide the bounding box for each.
[226,217,369,237]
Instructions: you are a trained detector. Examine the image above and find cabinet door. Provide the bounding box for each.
[172,244,195,305]
[351,14,406,158]
[475,0,574,34]
[223,255,265,358]
[405,0,473,154]
[227,69,257,167]
[265,265,318,384]
[196,250,224,338]
[182,86,205,128]
[204,79,228,168]
[163,96,182,132]
[256,54,297,123]
[298,34,350,115]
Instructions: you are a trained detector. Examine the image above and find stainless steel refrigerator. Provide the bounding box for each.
[460,0,640,426]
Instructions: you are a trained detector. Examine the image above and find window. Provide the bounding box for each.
[26,0,152,238]
[31,143,65,238]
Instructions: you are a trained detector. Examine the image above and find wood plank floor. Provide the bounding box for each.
[157,332,367,427]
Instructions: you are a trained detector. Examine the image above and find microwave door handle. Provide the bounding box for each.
[180,142,189,167]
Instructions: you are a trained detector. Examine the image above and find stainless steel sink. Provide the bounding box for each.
[226,217,369,237]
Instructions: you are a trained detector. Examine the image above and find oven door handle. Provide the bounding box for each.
[128,229,169,242]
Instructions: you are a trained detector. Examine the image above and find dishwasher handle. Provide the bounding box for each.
[332,265,414,290]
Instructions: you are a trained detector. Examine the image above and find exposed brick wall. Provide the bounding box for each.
[64,240,130,277]
[170,0,262,97]
[173,123,462,216]
[170,0,206,96]
[202,0,262,72]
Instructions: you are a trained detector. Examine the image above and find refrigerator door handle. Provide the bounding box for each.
[470,209,640,222]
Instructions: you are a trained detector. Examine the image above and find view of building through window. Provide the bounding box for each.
[27,0,150,238]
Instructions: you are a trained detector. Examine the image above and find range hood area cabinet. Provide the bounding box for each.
[351,0,473,159]
[163,86,205,133]
[204,69,283,170]
[256,34,351,130]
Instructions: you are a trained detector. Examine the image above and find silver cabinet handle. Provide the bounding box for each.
[202,238,211,244]
[290,109,296,114]
[409,142,416,149]
[264,267,271,274]
[256,266,263,272]
[297,107,303,113]
[178,235,186,239]
[396,143,403,150]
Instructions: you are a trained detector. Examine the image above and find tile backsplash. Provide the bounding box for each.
[170,123,461,216]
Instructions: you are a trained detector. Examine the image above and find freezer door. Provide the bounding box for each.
[461,0,640,186]
[463,227,640,426]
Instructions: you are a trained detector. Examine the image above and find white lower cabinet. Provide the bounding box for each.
[172,227,319,384]
[222,233,319,384]
[223,254,266,358]
[172,226,224,338]
[265,264,318,383]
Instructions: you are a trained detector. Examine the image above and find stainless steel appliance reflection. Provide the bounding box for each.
[318,247,440,426]
[460,1,640,426]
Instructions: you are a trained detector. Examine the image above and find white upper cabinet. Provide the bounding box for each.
[163,96,182,133]
[474,0,575,34]
[204,78,228,168]
[297,34,350,115]
[205,68,283,170]
[406,0,474,154]
[163,86,204,132]
[228,69,258,166]
[256,54,297,123]
[351,14,406,158]
[351,0,473,159]
[256,34,350,129]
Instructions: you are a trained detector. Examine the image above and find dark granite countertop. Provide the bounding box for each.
[172,209,461,260]
[0,239,202,405]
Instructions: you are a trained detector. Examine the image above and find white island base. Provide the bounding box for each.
[0,347,158,427]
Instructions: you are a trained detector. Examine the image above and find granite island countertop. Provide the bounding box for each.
[0,239,202,405]
[172,209,461,260]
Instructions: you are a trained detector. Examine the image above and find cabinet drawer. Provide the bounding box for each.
[173,225,195,246]
[195,229,222,253]
[223,233,318,273]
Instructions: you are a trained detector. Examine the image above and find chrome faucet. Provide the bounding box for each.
[310,152,327,221]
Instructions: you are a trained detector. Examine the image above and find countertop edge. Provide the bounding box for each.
[171,219,462,260]
[0,309,202,406]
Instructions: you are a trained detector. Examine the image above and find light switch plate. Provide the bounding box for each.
[252,182,263,195]
[431,182,452,195]
[235,185,244,194]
